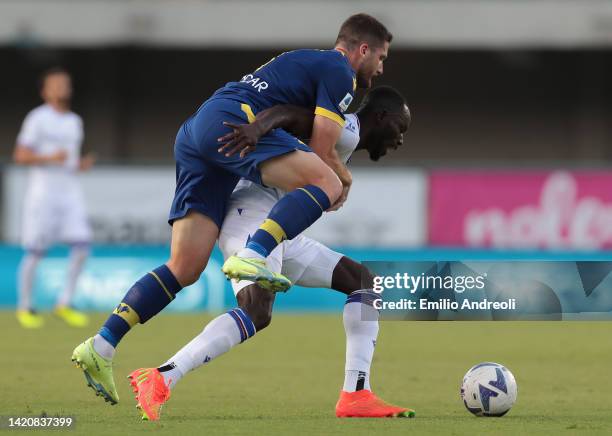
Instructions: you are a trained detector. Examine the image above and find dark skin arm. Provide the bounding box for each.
[217,105,314,157]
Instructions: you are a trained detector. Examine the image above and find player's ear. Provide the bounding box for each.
[359,43,369,57]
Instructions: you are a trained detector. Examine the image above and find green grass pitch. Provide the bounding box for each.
[1,311,611,435]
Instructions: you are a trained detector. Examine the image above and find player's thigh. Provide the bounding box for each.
[282,236,343,290]
[171,128,240,231]
[21,194,59,251]
[190,100,340,200]
[193,100,310,185]
[218,207,269,260]
[167,211,219,287]
[260,148,342,200]
[59,194,92,244]
[169,125,240,287]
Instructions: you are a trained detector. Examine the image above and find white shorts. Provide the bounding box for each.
[21,189,92,251]
[218,206,343,296]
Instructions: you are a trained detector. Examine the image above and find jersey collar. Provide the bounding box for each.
[333,47,356,74]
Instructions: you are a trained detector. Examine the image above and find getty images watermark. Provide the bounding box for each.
[372,271,516,312]
[361,261,612,321]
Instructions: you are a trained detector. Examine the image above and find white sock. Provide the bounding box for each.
[342,293,379,392]
[159,308,255,389]
[157,363,184,389]
[237,247,265,260]
[93,334,116,360]
[344,370,369,391]
[57,245,89,307]
[17,252,42,311]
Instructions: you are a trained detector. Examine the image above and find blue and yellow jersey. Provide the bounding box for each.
[210,49,356,127]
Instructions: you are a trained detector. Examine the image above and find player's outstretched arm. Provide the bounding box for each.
[217,105,314,157]
[13,145,67,165]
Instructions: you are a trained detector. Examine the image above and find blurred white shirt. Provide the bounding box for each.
[17,103,84,196]
[16,104,91,249]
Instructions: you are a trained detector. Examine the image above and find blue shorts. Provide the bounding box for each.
[169,98,311,229]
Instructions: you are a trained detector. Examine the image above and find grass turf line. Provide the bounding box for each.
[0,312,611,435]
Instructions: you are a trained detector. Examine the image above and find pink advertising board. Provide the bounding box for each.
[429,170,612,249]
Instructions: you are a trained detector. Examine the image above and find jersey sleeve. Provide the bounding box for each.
[16,111,40,148]
[335,113,360,163]
[314,63,355,128]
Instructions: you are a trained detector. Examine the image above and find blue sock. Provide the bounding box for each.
[98,264,182,348]
[227,308,257,343]
[246,185,330,257]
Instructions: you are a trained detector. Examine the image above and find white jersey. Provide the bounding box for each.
[228,113,360,213]
[17,104,84,196]
[17,104,91,249]
[219,113,359,295]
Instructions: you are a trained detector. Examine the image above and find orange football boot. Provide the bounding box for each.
[335,390,415,418]
[128,368,171,421]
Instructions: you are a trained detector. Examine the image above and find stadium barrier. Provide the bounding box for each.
[1,166,426,247]
[0,244,610,313]
[2,166,611,312]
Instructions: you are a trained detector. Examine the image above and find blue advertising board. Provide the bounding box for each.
[1,245,611,313]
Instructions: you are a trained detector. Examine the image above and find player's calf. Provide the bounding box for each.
[96,264,183,355]
[236,284,275,331]
[331,256,375,294]
[166,210,219,286]
[78,211,216,364]
[154,307,257,396]
[332,261,416,418]
[139,287,272,420]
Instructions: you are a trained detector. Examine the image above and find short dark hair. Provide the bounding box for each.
[359,86,407,115]
[336,13,393,50]
[39,66,70,90]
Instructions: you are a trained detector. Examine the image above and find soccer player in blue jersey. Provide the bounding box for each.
[71,13,393,407]
[128,87,414,420]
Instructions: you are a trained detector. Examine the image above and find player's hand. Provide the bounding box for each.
[327,167,352,211]
[47,149,68,164]
[217,121,263,158]
[327,184,351,212]
[79,152,96,171]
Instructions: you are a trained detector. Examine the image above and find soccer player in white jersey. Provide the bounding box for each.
[127,87,412,420]
[13,67,94,329]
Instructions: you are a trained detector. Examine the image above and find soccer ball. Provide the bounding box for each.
[460,362,517,417]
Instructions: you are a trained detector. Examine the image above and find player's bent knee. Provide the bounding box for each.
[313,169,342,204]
[290,167,342,204]
[236,284,275,331]
[166,258,207,287]
[332,257,375,294]
[262,151,342,202]
[167,210,218,286]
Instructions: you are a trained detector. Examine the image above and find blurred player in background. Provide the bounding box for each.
[13,67,94,329]
[128,87,413,420]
